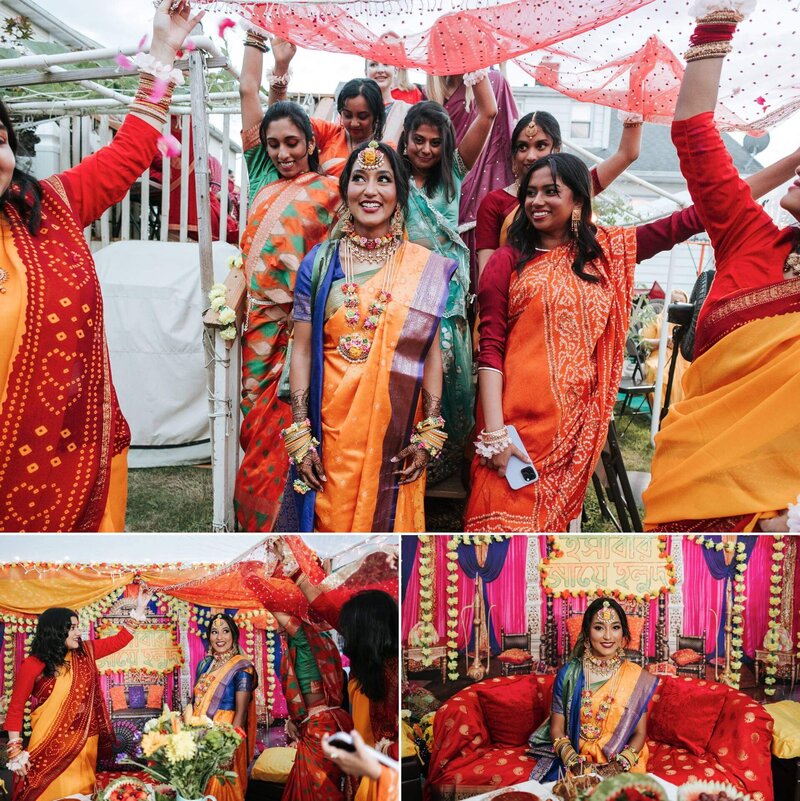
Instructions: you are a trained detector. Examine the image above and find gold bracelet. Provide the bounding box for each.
[697,9,744,25]
[684,41,733,62]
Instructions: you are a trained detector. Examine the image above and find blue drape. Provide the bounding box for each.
[458,539,511,654]
[700,535,757,660]
[401,536,419,600]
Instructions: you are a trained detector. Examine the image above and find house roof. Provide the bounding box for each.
[2,0,102,50]
[584,114,763,176]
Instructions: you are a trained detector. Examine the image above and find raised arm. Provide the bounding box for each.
[594,120,642,191]
[268,37,296,106]
[55,0,202,226]
[457,73,498,170]
[240,30,268,130]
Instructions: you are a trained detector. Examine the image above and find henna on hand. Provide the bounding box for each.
[291,388,310,423]
[422,388,442,419]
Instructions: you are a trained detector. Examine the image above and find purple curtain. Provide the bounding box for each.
[458,540,511,654]
[401,536,419,600]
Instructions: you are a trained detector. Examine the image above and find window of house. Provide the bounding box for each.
[570,105,592,140]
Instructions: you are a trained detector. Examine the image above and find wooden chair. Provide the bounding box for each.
[499,627,534,676]
[672,630,707,678]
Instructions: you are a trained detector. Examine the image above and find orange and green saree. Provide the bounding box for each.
[292,240,456,532]
[193,654,258,801]
[465,226,637,532]
[234,127,340,531]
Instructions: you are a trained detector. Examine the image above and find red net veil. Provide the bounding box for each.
[514,0,800,133]
[158,536,398,625]
[203,0,657,74]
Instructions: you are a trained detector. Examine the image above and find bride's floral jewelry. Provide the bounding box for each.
[281,419,320,465]
[211,646,237,667]
[597,600,615,623]
[585,651,623,673]
[337,238,403,363]
[357,140,384,170]
[410,416,448,459]
[580,657,623,742]
[475,426,511,458]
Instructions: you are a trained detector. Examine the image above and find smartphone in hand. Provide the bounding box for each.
[505,425,539,490]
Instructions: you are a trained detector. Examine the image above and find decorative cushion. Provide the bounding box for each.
[109,686,128,711]
[646,662,678,677]
[250,746,297,783]
[764,701,800,759]
[565,617,583,650]
[403,682,440,721]
[127,685,146,709]
[146,684,164,709]
[672,648,704,666]
[648,677,727,757]
[475,678,540,747]
[497,648,532,665]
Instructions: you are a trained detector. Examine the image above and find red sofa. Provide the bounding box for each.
[427,674,773,801]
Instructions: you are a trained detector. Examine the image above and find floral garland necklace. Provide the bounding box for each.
[580,651,623,742]
[338,234,402,364]
[211,647,237,671]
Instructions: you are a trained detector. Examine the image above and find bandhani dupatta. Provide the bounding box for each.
[17,644,113,801]
[529,659,656,782]
[280,621,344,722]
[644,276,800,531]
[466,226,637,532]
[294,241,454,532]
[0,181,128,532]
[235,171,339,532]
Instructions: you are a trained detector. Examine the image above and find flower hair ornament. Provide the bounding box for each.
[598,600,615,624]
[357,141,384,170]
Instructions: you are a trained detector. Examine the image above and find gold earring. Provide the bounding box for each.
[390,206,404,238]
[307,144,314,155]
[571,207,581,236]
[340,206,354,234]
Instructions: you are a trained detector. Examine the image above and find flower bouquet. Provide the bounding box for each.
[122,708,243,800]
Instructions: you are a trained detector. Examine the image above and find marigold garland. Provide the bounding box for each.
[688,535,749,688]
[539,535,677,602]
[444,538,460,680]
[265,619,277,713]
[416,535,437,666]
[763,535,786,695]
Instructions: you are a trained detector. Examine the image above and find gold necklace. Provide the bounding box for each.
[337,238,403,364]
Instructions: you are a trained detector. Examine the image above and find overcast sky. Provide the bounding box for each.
[31,0,798,167]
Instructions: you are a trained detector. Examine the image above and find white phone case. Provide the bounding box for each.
[505,424,539,490]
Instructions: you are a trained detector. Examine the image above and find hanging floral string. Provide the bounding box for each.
[450,535,509,546]
[265,615,276,715]
[763,535,786,696]
[416,535,437,666]
[77,587,126,630]
[444,538,460,681]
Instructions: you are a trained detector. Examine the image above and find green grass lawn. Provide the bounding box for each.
[126,413,654,533]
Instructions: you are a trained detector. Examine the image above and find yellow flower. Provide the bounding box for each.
[218,307,236,326]
[208,283,227,300]
[141,730,168,756]
[165,730,197,763]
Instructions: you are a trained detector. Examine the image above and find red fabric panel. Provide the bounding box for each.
[647,739,735,787]
[648,676,727,757]
[475,679,539,746]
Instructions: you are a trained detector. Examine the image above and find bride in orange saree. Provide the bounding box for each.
[287,142,455,532]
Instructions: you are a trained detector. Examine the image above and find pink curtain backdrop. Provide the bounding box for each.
[681,536,772,659]
[401,536,529,650]
[537,536,666,658]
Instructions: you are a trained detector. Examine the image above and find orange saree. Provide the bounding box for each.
[293,241,455,532]
[235,128,340,531]
[465,226,637,532]
[193,655,258,801]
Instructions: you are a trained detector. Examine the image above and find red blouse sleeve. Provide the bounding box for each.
[671,112,785,295]
[590,167,603,197]
[477,246,518,372]
[635,205,704,263]
[91,626,134,660]
[5,656,45,732]
[55,114,162,230]
[476,191,515,251]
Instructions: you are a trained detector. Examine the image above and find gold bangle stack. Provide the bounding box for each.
[697,9,745,25]
[615,745,639,771]
[7,738,23,759]
[282,419,319,465]
[553,735,581,768]
[410,415,448,459]
[129,72,175,126]
[244,31,269,52]
[684,40,734,62]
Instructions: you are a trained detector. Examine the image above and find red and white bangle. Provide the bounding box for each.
[474,426,510,458]
[8,750,30,773]
[684,1,754,61]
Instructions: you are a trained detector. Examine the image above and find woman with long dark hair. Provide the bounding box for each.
[242,35,385,177]
[529,597,657,781]
[0,0,201,532]
[189,613,258,801]
[6,588,151,801]
[234,54,341,530]
[398,89,497,484]
[467,141,800,532]
[475,110,642,278]
[288,141,455,532]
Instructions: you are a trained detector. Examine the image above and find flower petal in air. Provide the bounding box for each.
[218,18,236,38]
[138,35,148,51]
[183,38,196,52]
[157,134,181,158]
[115,53,135,71]
[148,78,169,103]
